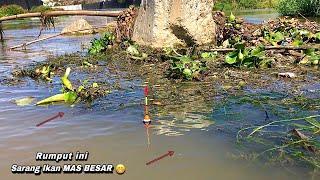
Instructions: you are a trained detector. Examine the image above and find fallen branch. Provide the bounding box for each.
[9,25,112,50]
[0,10,121,22]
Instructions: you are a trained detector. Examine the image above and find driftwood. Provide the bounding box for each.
[9,25,111,50]
[0,10,121,22]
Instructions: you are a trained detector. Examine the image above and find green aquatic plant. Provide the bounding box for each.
[263,31,285,46]
[37,67,77,105]
[201,52,217,59]
[34,65,54,81]
[88,32,115,55]
[237,114,320,169]
[36,68,109,106]
[36,92,77,105]
[126,44,148,60]
[167,55,207,80]
[225,43,271,68]
[61,67,73,91]
[245,115,320,138]
[300,48,320,65]
[219,13,244,47]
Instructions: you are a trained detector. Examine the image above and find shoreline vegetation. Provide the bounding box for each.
[214,0,320,17]
[0,5,54,18]
[213,0,279,11]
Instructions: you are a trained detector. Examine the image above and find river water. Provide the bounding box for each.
[0,12,318,180]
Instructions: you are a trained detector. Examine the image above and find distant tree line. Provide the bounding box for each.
[0,0,43,10]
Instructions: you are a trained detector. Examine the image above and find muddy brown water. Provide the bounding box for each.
[0,12,318,180]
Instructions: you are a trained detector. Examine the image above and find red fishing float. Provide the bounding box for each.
[143,82,151,127]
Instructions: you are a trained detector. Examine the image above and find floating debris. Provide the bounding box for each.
[13,97,36,106]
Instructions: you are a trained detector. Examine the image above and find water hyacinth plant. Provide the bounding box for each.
[88,32,115,55]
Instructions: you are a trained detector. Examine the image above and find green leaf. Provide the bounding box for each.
[299,30,310,36]
[238,50,244,60]
[225,52,238,65]
[251,45,265,57]
[241,57,255,67]
[179,56,192,64]
[36,93,66,105]
[92,83,99,88]
[63,67,71,78]
[83,61,93,67]
[183,68,193,80]
[312,59,319,65]
[305,48,315,56]
[64,92,78,103]
[127,45,140,56]
[201,52,216,59]
[292,39,303,47]
[234,43,245,51]
[316,33,320,41]
[77,85,84,92]
[229,12,236,22]
[259,59,272,68]
[141,53,148,59]
[271,32,284,43]
[61,77,73,91]
[61,68,73,91]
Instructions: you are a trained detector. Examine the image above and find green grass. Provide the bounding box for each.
[0,5,53,18]
[213,0,279,11]
[0,5,26,18]
[277,0,320,17]
[30,5,53,13]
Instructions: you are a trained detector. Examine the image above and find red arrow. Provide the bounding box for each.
[146,151,174,165]
[36,112,64,127]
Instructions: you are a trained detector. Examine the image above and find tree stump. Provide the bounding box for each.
[132,0,216,47]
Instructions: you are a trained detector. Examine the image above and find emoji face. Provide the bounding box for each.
[115,164,126,175]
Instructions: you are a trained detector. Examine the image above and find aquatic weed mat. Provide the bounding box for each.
[2,48,320,176]
[210,92,320,174]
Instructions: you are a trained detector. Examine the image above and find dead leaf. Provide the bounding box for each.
[152,101,162,106]
[14,97,36,106]
[290,129,317,153]
[291,129,308,140]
